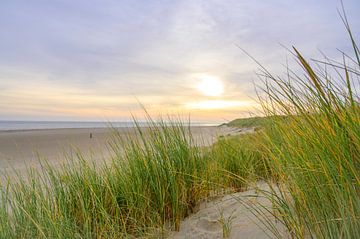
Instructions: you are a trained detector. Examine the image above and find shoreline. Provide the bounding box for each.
[0,123,220,133]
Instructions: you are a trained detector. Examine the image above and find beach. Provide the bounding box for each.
[0,126,236,178]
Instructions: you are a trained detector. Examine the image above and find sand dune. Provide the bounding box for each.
[169,182,288,239]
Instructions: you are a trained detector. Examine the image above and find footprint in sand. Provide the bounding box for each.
[196,217,221,232]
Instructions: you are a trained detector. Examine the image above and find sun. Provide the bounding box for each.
[196,75,224,97]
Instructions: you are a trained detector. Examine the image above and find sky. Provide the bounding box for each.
[0,0,359,123]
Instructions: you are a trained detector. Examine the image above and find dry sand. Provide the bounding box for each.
[169,182,288,239]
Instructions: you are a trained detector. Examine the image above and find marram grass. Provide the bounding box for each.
[0,117,264,238]
[249,11,360,238]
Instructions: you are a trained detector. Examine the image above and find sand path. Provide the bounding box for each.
[169,183,288,239]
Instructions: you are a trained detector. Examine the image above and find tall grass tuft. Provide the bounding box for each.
[251,9,360,238]
[109,117,210,234]
[210,133,270,191]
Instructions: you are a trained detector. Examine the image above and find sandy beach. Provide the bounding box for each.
[0,126,237,178]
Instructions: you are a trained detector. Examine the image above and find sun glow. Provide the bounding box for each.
[196,75,224,96]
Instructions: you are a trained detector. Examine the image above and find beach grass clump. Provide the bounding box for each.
[0,156,127,238]
[210,133,270,191]
[0,118,215,238]
[253,14,360,238]
[109,118,210,233]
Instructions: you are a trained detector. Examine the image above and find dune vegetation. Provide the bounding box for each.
[0,11,359,239]
[0,118,267,238]
[238,10,360,238]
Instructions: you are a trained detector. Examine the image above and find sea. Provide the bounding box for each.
[0,121,217,131]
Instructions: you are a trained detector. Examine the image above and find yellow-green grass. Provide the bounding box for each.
[0,117,266,238]
[247,11,360,238]
[209,133,270,191]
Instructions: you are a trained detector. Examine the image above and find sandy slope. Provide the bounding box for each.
[169,182,288,239]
